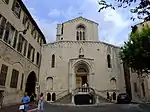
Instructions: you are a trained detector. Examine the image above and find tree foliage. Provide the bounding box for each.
[120,24,150,75]
[98,0,150,21]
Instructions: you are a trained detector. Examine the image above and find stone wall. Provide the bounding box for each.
[0,40,39,105]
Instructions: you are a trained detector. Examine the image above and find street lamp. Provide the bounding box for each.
[18,29,27,35]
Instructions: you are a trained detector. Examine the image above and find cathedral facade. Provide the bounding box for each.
[39,17,126,102]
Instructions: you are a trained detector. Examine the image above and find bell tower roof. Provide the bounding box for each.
[63,16,99,25]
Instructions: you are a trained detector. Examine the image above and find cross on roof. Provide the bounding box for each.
[78,13,83,16]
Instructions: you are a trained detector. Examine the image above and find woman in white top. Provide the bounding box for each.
[38,93,44,112]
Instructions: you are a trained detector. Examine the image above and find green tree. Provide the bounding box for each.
[98,0,150,21]
[120,24,150,75]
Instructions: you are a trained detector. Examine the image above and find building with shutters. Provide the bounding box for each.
[0,0,46,106]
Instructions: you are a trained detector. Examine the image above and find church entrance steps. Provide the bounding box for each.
[53,93,72,104]
[97,94,112,103]
[48,102,113,106]
[52,87,114,105]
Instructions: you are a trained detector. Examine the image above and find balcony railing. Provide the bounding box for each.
[73,87,95,95]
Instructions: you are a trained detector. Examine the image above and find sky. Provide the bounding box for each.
[23,0,142,46]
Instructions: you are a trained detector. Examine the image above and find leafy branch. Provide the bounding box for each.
[98,0,150,21]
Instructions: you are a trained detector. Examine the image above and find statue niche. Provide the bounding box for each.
[79,47,84,58]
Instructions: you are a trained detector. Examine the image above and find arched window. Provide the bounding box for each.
[76,24,85,41]
[83,32,85,40]
[80,31,82,40]
[46,77,53,90]
[110,77,116,89]
[51,54,55,68]
[141,82,145,97]
[77,31,79,40]
[107,54,111,68]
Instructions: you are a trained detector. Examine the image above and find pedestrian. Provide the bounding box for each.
[30,93,35,104]
[38,93,44,112]
[112,92,116,100]
[107,91,109,100]
[20,92,30,112]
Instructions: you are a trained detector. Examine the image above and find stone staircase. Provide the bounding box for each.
[97,94,112,103]
[52,87,112,104]
[54,93,72,104]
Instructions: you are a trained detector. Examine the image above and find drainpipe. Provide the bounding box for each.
[36,45,42,98]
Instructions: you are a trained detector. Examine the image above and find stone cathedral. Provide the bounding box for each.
[39,16,126,104]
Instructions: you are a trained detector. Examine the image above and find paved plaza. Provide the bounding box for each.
[41,103,150,112]
[1,102,150,112]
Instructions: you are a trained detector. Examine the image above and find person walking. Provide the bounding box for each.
[20,92,30,112]
[30,93,35,104]
[38,93,44,112]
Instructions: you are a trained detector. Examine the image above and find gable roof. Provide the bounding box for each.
[63,16,99,25]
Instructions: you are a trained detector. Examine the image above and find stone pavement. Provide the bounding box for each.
[43,102,150,112]
[22,103,150,112]
[1,102,150,112]
[0,103,37,112]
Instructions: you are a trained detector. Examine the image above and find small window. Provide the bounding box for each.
[141,82,146,97]
[31,26,35,36]
[37,35,40,43]
[0,64,8,86]
[20,73,24,90]
[134,83,137,92]
[0,17,6,39]
[22,14,28,26]
[76,31,79,40]
[46,77,53,90]
[34,32,37,39]
[23,40,27,56]
[26,22,30,30]
[107,54,112,68]
[12,31,18,48]
[17,34,24,53]
[32,48,35,62]
[2,0,9,4]
[40,39,43,45]
[76,24,85,41]
[51,54,55,68]
[10,69,19,88]
[79,31,82,40]
[36,52,40,65]
[27,44,32,59]
[12,0,21,18]
[83,32,85,40]
[3,22,15,44]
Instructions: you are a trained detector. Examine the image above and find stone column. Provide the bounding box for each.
[69,73,72,93]
[72,73,76,90]
[96,95,99,104]
[71,94,74,104]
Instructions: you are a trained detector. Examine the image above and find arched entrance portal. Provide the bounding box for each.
[75,63,89,88]
[25,71,37,96]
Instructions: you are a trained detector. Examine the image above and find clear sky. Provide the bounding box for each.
[23,0,142,46]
